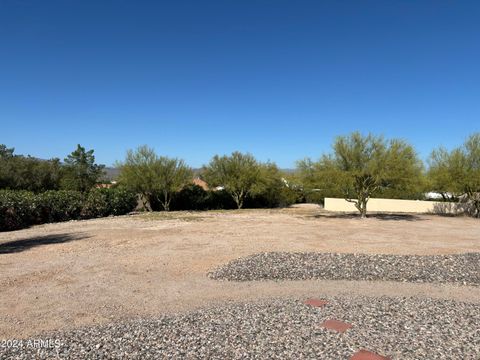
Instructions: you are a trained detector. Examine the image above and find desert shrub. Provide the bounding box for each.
[244,189,297,208]
[246,183,300,209]
[82,188,138,218]
[0,188,137,232]
[81,188,110,218]
[36,190,84,223]
[108,188,137,215]
[172,185,299,211]
[246,188,281,208]
[304,191,325,206]
[279,186,305,206]
[206,190,237,210]
[169,187,237,211]
[0,190,36,231]
[171,184,210,211]
[170,185,297,211]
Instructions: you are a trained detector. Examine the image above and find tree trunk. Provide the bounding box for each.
[142,193,153,212]
[234,196,243,209]
[472,198,480,218]
[161,191,170,211]
[360,202,367,218]
[465,188,480,218]
[354,194,368,219]
[350,175,375,219]
[232,191,244,209]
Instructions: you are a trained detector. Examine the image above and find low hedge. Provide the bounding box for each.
[0,190,37,231]
[0,188,137,232]
[36,190,84,223]
[170,185,236,211]
[169,184,297,211]
[1,183,298,231]
[82,188,138,218]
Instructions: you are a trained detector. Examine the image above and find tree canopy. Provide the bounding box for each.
[61,144,105,192]
[428,133,480,217]
[202,152,262,209]
[117,145,192,211]
[0,145,62,192]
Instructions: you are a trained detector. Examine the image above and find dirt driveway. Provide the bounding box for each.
[1,204,479,338]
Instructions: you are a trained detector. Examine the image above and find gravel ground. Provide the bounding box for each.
[208,252,480,285]
[1,296,479,359]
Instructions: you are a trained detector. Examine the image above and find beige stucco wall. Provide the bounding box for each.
[324,197,449,214]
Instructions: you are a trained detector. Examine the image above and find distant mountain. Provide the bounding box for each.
[103,167,121,181]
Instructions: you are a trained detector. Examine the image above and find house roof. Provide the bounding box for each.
[192,177,209,191]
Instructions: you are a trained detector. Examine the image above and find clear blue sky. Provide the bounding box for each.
[1,0,479,168]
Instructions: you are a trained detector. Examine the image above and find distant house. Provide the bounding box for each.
[95,180,117,189]
[192,177,209,191]
[191,177,225,191]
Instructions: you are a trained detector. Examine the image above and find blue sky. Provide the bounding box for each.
[1,0,479,168]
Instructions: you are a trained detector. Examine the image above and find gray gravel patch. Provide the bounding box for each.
[208,252,480,285]
[1,296,479,359]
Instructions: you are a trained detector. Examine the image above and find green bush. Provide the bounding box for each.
[108,188,137,215]
[157,187,236,211]
[171,184,210,210]
[279,186,304,206]
[304,190,325,206]
[36,190,84,223]
[171,185,298,211]
[244,182,301,209]
[0,188,137,232]
[82,188,137,217]
[81,188,110,218]
[0,190,36,231]
[206,189,237,210]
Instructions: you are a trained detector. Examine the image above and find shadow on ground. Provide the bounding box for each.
[0,233,90,254]
[308,213,426,221]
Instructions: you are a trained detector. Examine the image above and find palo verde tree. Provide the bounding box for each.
[427,148,460,201]
[117,145,192,211]
[428,133,480,217]
[296,157,346,203]
[61,144,105,192]
[301,132,424,218]
[202,151,261,209]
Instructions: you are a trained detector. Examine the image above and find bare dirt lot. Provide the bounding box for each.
[1,204,479,339]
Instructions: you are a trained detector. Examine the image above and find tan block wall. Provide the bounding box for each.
[324,197,448,214]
